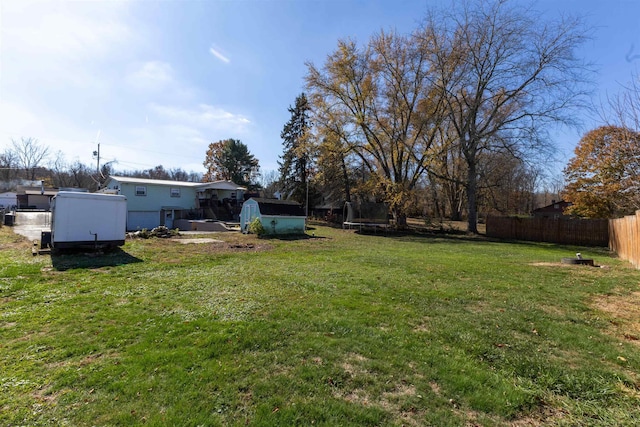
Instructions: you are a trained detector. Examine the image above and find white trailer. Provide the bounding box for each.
[49,191,127,249]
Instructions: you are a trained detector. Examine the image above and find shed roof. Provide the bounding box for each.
[250,198,306,217]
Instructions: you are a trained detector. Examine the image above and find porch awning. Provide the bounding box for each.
[161,206,187,211]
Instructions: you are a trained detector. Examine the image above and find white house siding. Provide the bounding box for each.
[127,211,160,231]
[118,183,197,212]
[103,176,246,230]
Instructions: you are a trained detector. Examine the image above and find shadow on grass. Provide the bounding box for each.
[386,229,612,254]
[349,226,486,244]
[51,247,143,271]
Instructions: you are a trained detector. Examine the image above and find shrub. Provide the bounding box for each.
[248,218,266,236]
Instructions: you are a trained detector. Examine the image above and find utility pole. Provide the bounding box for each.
[93,143,100,174]
[92,129,102,174]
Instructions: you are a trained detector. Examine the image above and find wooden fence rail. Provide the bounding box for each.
[609,210,640,269]
[486,216,609,247]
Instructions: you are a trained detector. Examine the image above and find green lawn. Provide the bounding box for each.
[1,224,639,426]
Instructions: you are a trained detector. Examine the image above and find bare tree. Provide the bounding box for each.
[11,137,50,180]
[423,0,591,233]
[306,31,448,226]
[48,151,73,188]
[259,169,280,198]
[0,148,19,182]
[605,71,640,131]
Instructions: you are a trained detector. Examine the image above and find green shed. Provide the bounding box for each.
[240,198,306,235]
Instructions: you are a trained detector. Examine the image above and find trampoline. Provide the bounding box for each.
[342,201,391,233]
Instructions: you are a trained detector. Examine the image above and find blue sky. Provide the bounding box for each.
[1,0,639,178]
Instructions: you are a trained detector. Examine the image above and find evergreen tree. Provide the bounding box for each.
[279,93,313,205]
[203,138,260,188]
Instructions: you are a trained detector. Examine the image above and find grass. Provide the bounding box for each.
[1,223,640,426]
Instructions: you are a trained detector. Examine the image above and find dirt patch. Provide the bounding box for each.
[340,353,368,377]
[201,241,273,254]
[529,262,575,268]
[178,238,223,244]
[530,261,612,271]
[506,405,569,426]
[332,353,426,426]
[161,237,272,254]
[0,242,29,251]
[429,381,441,395]
[413,322,430,333]
[32,385,64,405]
[592,291,640,345]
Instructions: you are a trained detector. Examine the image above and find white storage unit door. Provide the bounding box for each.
[127,211,160,231]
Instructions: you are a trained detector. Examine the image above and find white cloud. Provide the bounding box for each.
[0,1,255,174]
[1,0,132,61]
[126,61,175,91]
[149,103,251,133]
[209,46,230,64]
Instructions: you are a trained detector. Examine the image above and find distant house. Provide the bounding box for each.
[100,176,246,231]
[0,192,17,210]
[532,200,572,219]
[240,198,306,235]
[16,186,58,210]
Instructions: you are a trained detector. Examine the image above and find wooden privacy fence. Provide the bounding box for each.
[486,216,609,247]
[609,210,640,269]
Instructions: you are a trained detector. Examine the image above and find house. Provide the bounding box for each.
[532,200,572,219]
[240,198,306,235]
[0,192,17,210]
[100,176,246,231]
[16,186,58,210]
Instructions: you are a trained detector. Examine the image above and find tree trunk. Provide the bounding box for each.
[395,211,407,228]
[341,155,351,202]
[466,160,479,234]
[431,182,441,218]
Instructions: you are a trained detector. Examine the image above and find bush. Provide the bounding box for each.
[130,226,179,239]
[248,218,266,236]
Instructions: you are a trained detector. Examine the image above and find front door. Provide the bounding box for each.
[164,210,173,229]
[243,204,258,231]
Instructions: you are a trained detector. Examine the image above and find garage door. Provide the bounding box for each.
[127,211,160,231]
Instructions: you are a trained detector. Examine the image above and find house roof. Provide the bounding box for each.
[249,198,306,217]
[532,200,572,214]
[21,189,57,196]
[107,176,203,187]
[106,176,246,191]
[197,181,246,191]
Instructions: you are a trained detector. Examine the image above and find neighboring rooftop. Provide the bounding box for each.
[106,176,246,190]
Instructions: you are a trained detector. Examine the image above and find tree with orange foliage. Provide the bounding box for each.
[563,126,640,218]
[203,138,260,188]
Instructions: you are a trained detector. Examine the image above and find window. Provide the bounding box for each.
[135,186,147,196]
[170,188,181,198]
